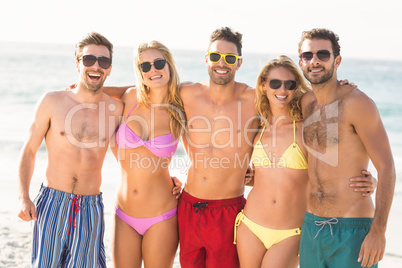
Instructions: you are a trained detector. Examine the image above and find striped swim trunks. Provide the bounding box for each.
[31,184,106,267]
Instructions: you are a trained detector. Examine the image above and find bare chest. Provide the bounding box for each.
[186,101,258,149]
[303,101,344,150]
[51,103,115,147]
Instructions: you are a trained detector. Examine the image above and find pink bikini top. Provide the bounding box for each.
[116,103,178,158]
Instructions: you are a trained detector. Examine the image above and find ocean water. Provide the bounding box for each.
[0,42,401,195]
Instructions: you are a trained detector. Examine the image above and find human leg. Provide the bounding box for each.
[299,213,327,268]
[66,194,106,267]
[235,220,266,268]
[112,212,143,268]
[32,185,106,268]
[31,185,67,267]
[142,213,178,268]
[325,217,377,268]
[177,191,207,268]
[235,210,301,268]
[199,196,246,268]
[300,212,377,268]
[261,235,300,268]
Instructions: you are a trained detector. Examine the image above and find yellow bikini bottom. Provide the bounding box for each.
[234,210,301,250]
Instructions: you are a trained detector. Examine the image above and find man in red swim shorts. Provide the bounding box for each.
[177,26,258,268]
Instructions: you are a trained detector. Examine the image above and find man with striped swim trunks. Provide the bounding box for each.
[17,32,123,267]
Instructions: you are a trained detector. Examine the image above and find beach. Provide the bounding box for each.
[1,42,401,267]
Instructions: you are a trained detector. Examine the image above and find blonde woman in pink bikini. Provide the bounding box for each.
[111,41,186,267]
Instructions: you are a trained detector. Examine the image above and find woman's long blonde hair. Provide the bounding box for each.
[255,55,310,126]
[133,41,187,138]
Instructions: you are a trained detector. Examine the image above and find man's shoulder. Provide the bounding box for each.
[340,87,377,119]
[236,82,255,98]
[301,90,315,103]
[39,90,71,104]
[180,81,204,98]
[180,81,203,91]
[340,86,374,107]
[100,92,123,113]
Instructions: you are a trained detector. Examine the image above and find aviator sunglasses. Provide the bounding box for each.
[300,50,332,62]
[80,55,112,69]
[269,79,298,90]
[139,59,167,73]
[208,52,241,65]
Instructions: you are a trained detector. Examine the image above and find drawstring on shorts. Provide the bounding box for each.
[314,218,339,239]
[68,196,83,235]
[193,202,208,213]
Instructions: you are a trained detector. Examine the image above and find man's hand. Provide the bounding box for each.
[339,79,358,89]
[245,166,254,186]
[18,198,37,222]
[171,176,183,199]
[358,228,385,267]
[66,84,77,90]
[349,170,377,196]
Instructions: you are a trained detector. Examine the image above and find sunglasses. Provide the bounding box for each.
[268,79,298,90]
[80,55,111,69]
[208,52,241,65]
[139,59,167,73]
[300,50,332,62]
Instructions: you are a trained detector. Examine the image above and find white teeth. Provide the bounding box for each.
[150,75,162,80]
[89,73,100,77]
[276,95,287,100]
[216,70,228,74]
[311,69,321,73]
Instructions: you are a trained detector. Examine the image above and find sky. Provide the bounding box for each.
[2,0,402,61]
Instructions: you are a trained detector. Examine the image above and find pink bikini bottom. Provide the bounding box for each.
[114,206,177,235]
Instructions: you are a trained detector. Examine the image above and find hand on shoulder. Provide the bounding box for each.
[121,86,138,103]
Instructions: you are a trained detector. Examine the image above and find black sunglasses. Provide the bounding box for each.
[139,59,167,73]
[269,79,298,90]
[300,50,332,62]
[80,55,111,69]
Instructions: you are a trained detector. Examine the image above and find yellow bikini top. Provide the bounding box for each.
[252,120,308,169]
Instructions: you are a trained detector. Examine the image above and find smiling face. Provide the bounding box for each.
[76,44,111,94]
[139,48,170,89]
[263,66,296,109]
[299,39,340,85]
[206,40,242,86]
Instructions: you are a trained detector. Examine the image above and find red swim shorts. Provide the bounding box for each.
[178,190,246,268]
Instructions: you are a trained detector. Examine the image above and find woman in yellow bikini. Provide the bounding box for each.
[234,55,375,267]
